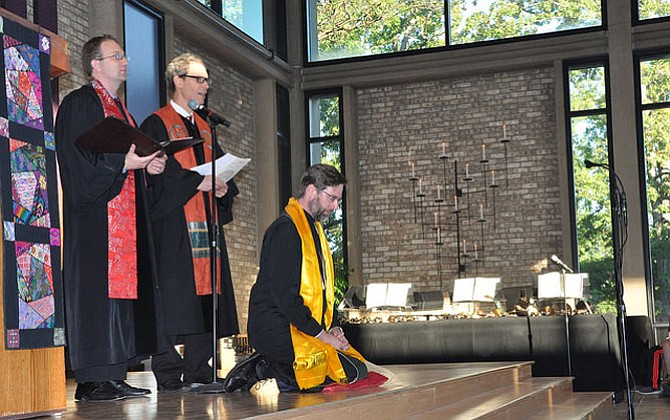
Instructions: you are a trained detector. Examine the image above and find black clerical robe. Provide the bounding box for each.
[55,85,161,372]
[247,211,341,365]
[140,113,239,338]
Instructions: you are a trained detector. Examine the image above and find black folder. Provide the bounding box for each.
[76,117,203,156]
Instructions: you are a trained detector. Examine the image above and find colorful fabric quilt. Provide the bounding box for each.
[1,15,64,349]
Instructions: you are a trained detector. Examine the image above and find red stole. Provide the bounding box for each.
[90,79,138,299]
[154,105,220,295]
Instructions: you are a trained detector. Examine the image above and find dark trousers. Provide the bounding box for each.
[259,351,368,392]
[74,363,128,383]
[152,332,213,385]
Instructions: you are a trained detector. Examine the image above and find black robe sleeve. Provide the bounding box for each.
[55,86,128,210]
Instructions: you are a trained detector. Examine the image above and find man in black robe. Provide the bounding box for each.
[224,164,367,393]
[140,53,239,392]
[55,35,166,401]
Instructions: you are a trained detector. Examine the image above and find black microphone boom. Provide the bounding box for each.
[550,254,574,273]
[584,159,607,169]
[188,100,231,127]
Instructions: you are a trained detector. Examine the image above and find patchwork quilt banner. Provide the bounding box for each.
[1,16,64,349]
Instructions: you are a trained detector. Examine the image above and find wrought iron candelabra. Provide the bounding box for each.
[408,124,512,290]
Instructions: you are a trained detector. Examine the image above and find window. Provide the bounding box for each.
[123,0,164,122]
[306,91,348,302]
[637,53,670,319]
[197,0,265,45]
[306,0,603,62]
[636,0,670,21]
[565,62,614,313]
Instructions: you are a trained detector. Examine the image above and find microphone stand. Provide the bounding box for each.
[610,167,633,419]
[590,161,633,418]
[194,117,225,394]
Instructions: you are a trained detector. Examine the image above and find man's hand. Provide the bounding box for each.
[125,144,161,170]
[197,175,228,198]
[146,154,167,175]
[317,329,350,351]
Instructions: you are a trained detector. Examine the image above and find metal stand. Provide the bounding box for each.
[194,119,225,394]
[610,168,633,419]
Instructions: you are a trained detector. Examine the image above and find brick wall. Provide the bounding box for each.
[356,67,562,296]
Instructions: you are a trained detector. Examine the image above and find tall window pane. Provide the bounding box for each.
[638,0,670,20]
[640,55,670,319]
[307,92,347,302]
[567,64,614,313]
[222,0,264,44]
[124,1,163,123]
[307,0,446,62]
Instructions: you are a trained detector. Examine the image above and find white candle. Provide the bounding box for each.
[492,170,496,185]
[463,239,467,254]
[434,212,438,226]
[442,142,446,155]
[454,195,458,211]
[482,144,486,160]
[465,163,469,178]
[437,185,442,200]
[474,243,478,260]
[419,178,423,194]
[480,203,484,219]
[411,162,415,177]
[503,123,507,139]
[437,227,441,243]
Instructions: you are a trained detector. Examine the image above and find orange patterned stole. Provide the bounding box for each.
[91,79,138,299]
[154,105,220,295]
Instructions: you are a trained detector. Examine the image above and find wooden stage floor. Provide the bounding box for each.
[56,362,666,419]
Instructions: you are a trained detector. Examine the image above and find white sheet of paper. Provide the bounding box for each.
[191,153,250,183]
[452,278,475,302]
[538,272,585,298]
[365,283,388,308]
[385,283,412,307]
[472,277,500,302]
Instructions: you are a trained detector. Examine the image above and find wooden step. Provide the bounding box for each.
[407,377,573,419]
[525,392,615,420]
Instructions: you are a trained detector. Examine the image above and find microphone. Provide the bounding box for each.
[584,159,607,169]
[188,100,231,127]
[550,254,574,273]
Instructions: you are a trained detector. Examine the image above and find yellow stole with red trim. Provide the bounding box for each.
[154,105,220,295]
[284,198,365,390]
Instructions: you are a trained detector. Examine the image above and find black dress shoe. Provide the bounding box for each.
[157,378,190,393]
[108,380,151,397]
[222,352,263,392]
[74,382,126,402]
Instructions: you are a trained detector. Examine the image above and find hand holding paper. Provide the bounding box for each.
[191,153,251,183]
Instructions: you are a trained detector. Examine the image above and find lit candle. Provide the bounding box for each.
[492,170,496,185]
[437,185,442,200]
[503,123,507,140]
[411,162,415,177]
[482,144,486,160]
[437,227,441,243]
[474,243,478,260]
[463,239,467,254]
[480,203,484,219]
[454,195,458,211]
[442,142,446,155]
[465,163,469,178]
[434,212,438,226]
[419,177,423,194]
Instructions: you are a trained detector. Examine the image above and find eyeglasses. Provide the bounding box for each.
[180,74,209,84]
[320,189,343,205]
[96,52,128,62]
